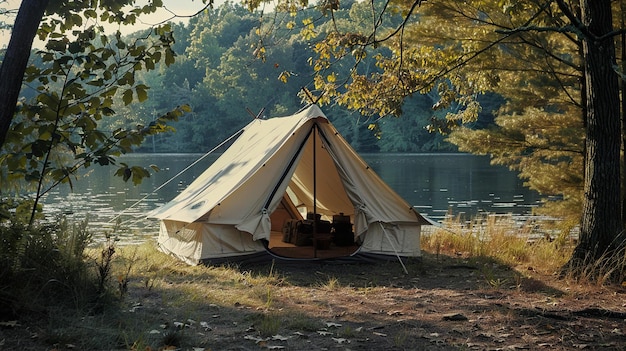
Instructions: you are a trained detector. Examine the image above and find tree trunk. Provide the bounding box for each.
[566,0,625,279]
[0,0,49,149]
[621,0,626,228]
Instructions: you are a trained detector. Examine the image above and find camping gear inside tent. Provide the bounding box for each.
[148,104,431,265]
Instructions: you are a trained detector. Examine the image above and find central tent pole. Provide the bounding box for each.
[313,123,318,258]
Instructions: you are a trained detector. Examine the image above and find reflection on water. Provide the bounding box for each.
[364,153,540,218]
[42,153,540,245]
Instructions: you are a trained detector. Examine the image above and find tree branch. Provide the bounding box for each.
[371,0,422,45]
[496,24,584,37]
[553,0,593,40]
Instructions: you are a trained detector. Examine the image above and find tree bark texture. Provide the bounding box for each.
[621,3,626,229]
[570,0,624,268]
[0,0,49,149]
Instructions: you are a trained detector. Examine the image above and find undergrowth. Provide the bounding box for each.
[0,217,106,318]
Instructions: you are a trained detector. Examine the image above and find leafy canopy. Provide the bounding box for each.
[259,0,587,219]
[1,0,197,224]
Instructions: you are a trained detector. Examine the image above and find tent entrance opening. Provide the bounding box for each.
[268,199,360,259]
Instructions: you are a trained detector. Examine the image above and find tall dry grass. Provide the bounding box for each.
[420,213,575,275]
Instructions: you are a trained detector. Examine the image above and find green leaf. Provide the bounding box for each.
[165,48,176,66]
[130,166,150,185]
[84,9,97,18]
[87,78,104,87]
[114,165,132,182]
[119,71,135,85]
[68,41,82,54]
[45,39,67,52]
[95,156,112,166]
[122,89,133,105]
[144,58,155,70]
[101,107,115,116]
[136,84,149,102]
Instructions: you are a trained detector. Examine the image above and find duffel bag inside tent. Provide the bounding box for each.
[148,104,432,266]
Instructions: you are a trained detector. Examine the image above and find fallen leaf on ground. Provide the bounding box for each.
[173,321,190,328]
[244,334,267,343]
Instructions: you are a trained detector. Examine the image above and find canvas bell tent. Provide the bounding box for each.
[148,105,431,265]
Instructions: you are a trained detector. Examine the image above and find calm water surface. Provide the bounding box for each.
[42,153,541,244]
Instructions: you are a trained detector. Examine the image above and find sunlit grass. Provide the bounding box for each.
[421,214,573,275]
[9,214,623,350]
[319,276,341,291]
[110,243,287,310]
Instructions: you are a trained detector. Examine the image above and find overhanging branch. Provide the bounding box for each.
[496,24,585,37]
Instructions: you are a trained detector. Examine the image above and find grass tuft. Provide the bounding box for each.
[320,276,341,291]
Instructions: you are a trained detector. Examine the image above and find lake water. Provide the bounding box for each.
[42,153,541,244]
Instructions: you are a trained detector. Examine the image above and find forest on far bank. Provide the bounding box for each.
[15,1,502,154]
[0,0,592,225]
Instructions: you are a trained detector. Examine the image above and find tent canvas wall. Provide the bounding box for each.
[148,105,431,265]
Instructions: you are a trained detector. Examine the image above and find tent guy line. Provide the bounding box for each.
[107,126,246,227]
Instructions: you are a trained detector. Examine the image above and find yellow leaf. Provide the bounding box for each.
[278,71,291,83]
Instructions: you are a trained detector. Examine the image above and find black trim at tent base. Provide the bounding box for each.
[199,244,422,268]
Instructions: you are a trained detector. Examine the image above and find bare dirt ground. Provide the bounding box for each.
[1,251,626,350]
[223,254,626,351]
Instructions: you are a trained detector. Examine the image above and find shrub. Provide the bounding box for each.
[0,216,101,318]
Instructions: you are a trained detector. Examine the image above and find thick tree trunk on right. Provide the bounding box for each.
[0,0,49,149]
[565,0,625,280]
